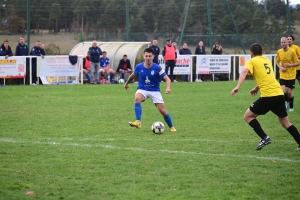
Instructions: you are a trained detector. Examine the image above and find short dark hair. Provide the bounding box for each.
[123,54,127,57]
[102,51,107,54]
[250,43,262,56]
[287,35,295,41]
[144,47,154,54]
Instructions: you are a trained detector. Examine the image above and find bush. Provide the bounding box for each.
[45,43,61,55]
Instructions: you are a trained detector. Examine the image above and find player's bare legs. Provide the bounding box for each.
[281,85,289,109]
[287,87,294,112]
[156,103,168,116]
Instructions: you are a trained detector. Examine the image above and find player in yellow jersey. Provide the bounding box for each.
[287,35,300,84]
[276,37,299,112]
[231,43,300,151]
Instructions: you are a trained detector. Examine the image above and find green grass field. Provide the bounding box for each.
[1,81,300,200]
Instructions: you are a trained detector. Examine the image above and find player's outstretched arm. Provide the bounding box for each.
[231,68,249,96]
[163,75,171,94]
[124,73,136,90]
[250,86,259,96]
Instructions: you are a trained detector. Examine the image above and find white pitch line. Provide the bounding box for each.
[71,137,295,144]
[10,137,294,144]
[0,138,299,163]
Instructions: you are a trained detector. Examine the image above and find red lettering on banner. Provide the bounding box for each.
[176,58,190,65]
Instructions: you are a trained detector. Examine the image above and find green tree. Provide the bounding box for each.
[250,7,268,34]
[49,3,61,33]
[130,13,147,41]
[266,0,286,19]
[156,0,182,38]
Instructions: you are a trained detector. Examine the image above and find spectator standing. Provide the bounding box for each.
[211,42,222,55]
[88,40,102,84]
[0,40,13,58]
[15,36,29,85]
[82,51,91,83]
[99,51,115,84]
[30,41,45,85]
[117,54,132,80]
[162,38,177,82]
[195,41,206,82]
[149,40,160,64]
[179,42,192,82]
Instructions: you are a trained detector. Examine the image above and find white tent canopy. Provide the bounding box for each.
[69,42,151,70]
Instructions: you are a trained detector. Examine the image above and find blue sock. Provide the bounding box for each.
[164,113,173,128]
[85,74,91,82]
[121,73,125,79]
[134,103,142,120]
[110,74,114,80]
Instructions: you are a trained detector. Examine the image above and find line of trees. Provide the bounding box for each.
[1,0,300,41]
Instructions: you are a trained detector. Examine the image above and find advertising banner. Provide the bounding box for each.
[0,57,26,78]
[196,55,231,74]
[238,55,273,74]
[38,56,78,77]
[158,55,191,75]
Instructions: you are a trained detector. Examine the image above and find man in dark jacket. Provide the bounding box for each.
[117,54,132,80]
[15,36,29,85]
[30,41,45,85]
[179,42,192,82]
[0,40,13,58]
[149,40,160,64]
[88,40,102,84]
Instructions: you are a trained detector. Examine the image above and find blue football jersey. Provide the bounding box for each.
[134,62,166,91]
[100,57,110,68]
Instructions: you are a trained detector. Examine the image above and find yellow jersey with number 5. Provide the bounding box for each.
[289,44,300,70]
[245,56,283,97]
[276,48,298,80]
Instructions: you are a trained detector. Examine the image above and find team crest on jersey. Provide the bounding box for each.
[151,70,154,75]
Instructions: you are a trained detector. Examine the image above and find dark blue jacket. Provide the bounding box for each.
[0,44,13,56]
[179,48,192,55]
[15,43,29,56]
[195,46,206,55]
[149,45,160,63]
[30,46,46,65]
[89,46,102,63]
[30,46,45,56]
[117,59,132,72]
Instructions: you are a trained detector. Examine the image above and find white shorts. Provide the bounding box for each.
[136,89,164,104]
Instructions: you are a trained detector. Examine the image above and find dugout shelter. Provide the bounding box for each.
[70,42,151,72]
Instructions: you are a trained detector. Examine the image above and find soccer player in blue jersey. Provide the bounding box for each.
[99,51,115,83]
[124,48,176,132]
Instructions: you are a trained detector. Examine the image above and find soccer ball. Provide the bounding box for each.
[151,121,165,134]
[118,79,125,84]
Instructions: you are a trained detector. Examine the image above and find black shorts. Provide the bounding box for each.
[279,79,295,89]
[296,70,300,81]
[249,95,287,118]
